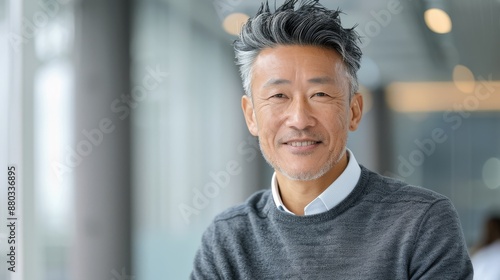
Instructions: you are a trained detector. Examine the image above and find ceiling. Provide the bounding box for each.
[209,0,500,89]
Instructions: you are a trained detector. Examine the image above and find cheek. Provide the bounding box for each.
[336,113,349,129]
[338,103,351,127]
[258,119,278,144]
[324,109,350,139]
[256,109,281,135]
[259,116,280,146]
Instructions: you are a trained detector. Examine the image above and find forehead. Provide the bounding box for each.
[256,45,343,63]
[251,45,347,86]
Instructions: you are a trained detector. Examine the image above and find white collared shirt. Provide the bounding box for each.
[271,148,361,215]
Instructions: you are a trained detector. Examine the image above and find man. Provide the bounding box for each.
[192,0,473,279]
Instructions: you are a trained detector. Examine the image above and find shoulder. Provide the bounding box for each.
[201,190,271,246]
[213,189,271,223]
[361,167,466,246]
[362,166,450,206]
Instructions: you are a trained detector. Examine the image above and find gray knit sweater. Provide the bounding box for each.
[191,166,473,279]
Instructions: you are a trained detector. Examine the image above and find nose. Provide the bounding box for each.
[284,97,316,130]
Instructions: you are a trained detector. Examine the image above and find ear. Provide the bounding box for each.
[349,93,363,131]
[241,95,259,136]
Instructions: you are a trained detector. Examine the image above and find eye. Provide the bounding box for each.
[270,93,286,99]
[313,92,329,97]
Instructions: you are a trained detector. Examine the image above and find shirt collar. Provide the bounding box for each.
[271,148,361,215]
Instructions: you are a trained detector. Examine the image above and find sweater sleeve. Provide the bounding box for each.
[190,222,220,280]
[409,199,473,280]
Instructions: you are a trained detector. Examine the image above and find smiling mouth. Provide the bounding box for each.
[287,141,321,147]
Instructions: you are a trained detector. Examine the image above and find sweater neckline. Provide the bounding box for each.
[262,165,371,224]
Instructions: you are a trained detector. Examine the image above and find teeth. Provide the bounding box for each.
[290,141,316,147]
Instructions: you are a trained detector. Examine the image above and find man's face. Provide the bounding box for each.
[241,45,363,181]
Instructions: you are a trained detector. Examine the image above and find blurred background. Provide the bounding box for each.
[1,0,500,279]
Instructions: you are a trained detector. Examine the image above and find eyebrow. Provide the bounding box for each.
[307,76,335,84]
[263,78,291,88]
[262,76,335,88]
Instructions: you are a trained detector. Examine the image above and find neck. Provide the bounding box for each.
[276,152,348,215]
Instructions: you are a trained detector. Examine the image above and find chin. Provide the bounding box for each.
[281,171,325,181]
[279,166,330,181]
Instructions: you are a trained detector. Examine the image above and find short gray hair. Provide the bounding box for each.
[233,0,362,98]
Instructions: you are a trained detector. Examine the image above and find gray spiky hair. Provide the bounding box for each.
[233,0,362,97]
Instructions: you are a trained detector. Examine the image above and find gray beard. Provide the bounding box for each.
[259,140,347,181]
